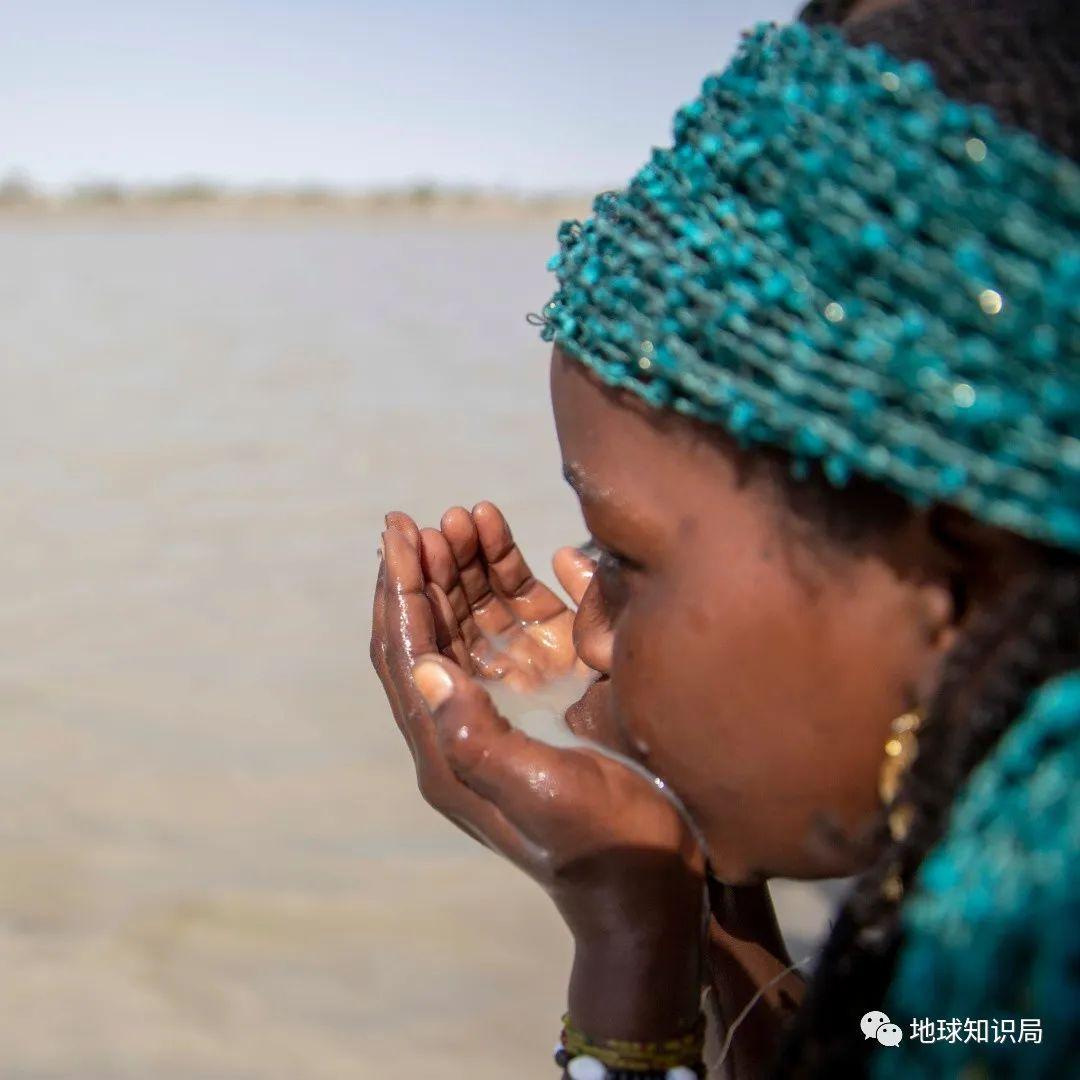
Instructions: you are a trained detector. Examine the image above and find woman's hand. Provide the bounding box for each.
[405,502,631,752]
[371,515,707,1038]
[414,502,594,689]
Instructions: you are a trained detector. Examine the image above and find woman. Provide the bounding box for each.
[371,0,1078,1075]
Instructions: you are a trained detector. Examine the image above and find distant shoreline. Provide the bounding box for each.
[0,182,593,224]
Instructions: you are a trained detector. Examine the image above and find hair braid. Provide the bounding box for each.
[800,0,1080,161]
[775,559,1080,1075]
[799,0,860,26]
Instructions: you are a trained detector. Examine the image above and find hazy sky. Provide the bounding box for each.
[1,0,801,192]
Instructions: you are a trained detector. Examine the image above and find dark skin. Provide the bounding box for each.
[372,347,1040,1073]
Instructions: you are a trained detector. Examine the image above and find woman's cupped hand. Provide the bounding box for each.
[370,505,707,1036]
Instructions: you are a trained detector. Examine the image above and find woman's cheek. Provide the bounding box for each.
[613,592,732,774]
[608,612,660,760]
[608,601,697,764]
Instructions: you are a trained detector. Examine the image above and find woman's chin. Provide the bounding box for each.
[704,856,764,888]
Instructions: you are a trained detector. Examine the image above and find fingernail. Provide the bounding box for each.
[378,533,386,560]
[414,660,454,710]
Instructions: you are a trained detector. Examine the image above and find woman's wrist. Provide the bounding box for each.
[568,930,704,1042]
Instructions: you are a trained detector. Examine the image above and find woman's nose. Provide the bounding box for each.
[573,575,614,674]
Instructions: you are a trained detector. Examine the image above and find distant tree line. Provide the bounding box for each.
[0,169,582,209]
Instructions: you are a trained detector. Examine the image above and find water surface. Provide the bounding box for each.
[0,218,837,1079]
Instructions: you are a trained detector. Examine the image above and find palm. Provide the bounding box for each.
[373,519,707,1043]
[417,502,589,691]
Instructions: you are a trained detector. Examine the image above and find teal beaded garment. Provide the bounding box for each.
[875,671,1080,1079]
[539,22,1080,552]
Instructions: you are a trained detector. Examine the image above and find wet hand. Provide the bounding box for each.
[414,502,595,690]
[370,520,706,1034]
[404,503,631,753]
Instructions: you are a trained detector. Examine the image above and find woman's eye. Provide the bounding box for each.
[599,559,631,613]
[578,537,630,573]
[576,536,637,614]
[583,539,634,610]
[577,538,601,559]
[596,548,627,576]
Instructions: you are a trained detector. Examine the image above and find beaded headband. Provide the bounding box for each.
[539,22,1080,551]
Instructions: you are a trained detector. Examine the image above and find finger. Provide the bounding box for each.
[419,526,484,650]
[552,545,597,609]
[440,506,516,636]
[371,551,387,669]
[382,528,439,681]
[402,655,539,869]
[371,553,420,753]
[413,654,605,838]
[419,526,457,592]
[425,581,472,671]
[472,501,567,623]
[371,552,388,680]
[425,579,459,651]
[377,546,538,869]
[384,510,421,549]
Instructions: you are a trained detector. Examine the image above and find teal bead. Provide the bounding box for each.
[729,399,757,433]
[848,388,878,415]
[758,208,785,232]
[824,454,852,486]
[794,427,827,457]
[825,84,852,108]
[938,464,968,494]
[901,111,934,140]
[762,272,790,301]
[860,222,890,250]
[894,198,922,229]
[581,257,602,285]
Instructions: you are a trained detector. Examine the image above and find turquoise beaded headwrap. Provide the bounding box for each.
[540,22,1080,550]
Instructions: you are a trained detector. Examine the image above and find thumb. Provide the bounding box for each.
[553,545,596,608]
[412,654,598,832]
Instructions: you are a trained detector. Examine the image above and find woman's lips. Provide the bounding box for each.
[564,677,637,757]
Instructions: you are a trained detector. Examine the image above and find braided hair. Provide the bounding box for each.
[802,0,1080,160]
[773,1,1080,1073]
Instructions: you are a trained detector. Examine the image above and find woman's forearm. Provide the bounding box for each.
[563,882,804,1077]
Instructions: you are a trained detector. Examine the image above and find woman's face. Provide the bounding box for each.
[551,348,955,882]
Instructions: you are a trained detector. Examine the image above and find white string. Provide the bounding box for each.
[712,951,818,1073]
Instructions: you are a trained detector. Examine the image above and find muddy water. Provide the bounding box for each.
[0,218,839,1079]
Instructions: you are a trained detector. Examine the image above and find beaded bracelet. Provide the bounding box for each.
[555,1012,706,1078]
[554,1046,704,1080]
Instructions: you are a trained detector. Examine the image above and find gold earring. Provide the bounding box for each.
[878,709,922,904]
[879,709,922,843]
